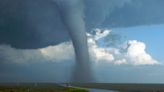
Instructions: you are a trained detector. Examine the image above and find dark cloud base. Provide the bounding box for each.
[0,0,164,49]
[0,0,70,49]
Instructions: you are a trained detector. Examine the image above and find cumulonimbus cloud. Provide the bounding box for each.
[1,0,164,49]
[0,29,159,65]
[125,40,159,65]
[87,29,159,65]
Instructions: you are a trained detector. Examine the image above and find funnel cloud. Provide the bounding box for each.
[55,0,93,82]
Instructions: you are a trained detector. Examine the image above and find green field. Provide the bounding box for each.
[0,85,89,92]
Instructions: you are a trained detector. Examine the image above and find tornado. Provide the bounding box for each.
[55,0,93,82]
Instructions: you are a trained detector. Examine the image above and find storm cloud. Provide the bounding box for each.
[0,0,164,82]
[0,29,159,65]
[0,29,161,82]
[0,0,164,48]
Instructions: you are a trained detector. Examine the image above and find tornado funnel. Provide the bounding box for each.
[56,0,93,82]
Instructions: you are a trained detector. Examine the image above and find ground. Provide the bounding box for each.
[0,85,89,92]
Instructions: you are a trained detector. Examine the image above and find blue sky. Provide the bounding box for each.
[113,24,164,62]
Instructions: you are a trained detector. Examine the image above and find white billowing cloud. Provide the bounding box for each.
[0,43,75,64]
[40,42,74,62]
[87,32,114,63]
[89,42,115,63]
[94,28,112,40]
[126,40,159,65]
[0,28,160,65]
[115,59,127,65]
[0,43,74,64]
[87,29,159,65]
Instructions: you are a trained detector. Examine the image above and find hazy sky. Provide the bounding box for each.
[0,0,164,83]
[0,24,164,83]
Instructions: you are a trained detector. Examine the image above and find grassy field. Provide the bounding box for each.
[0,85,89,92]
[71,83,164,92]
